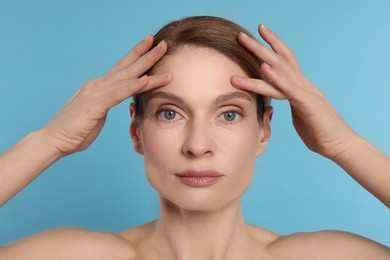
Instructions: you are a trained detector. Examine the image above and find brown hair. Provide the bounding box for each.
[134,16,271,121]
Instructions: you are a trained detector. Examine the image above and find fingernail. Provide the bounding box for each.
[143,34,153,43]
[157,40,166,49]
[160,72,171,79]
[233,76,246,83]
[263,63,271,70]
[260,24,268,31]
[240,32,250,39]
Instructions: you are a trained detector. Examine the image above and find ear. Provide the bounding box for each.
[256,106,273,156]
[130,103,144,155]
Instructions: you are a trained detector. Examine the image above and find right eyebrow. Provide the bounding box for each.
[145,91,186,106]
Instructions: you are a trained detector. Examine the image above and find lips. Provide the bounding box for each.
[175,170,224,187]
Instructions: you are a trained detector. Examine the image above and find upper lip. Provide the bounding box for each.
[175,170,224,177]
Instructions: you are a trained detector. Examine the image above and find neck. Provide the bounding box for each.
[149,196,253,260]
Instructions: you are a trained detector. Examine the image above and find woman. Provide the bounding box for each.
[0,16,389,259]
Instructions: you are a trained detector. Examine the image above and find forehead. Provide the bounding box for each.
[149,46,254,101]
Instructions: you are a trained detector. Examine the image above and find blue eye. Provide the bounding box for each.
[158,109,177,120]
[222,111,240,122]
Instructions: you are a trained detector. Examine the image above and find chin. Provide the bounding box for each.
[158,189,241,213]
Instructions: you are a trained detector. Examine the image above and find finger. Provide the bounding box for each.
[258,24,301,71]
[99,76,150,109]
[99,40,168,87]
[231,75,287,100]
[100,72,173,109]
[260,62,307,101]
[238,32,279,68]
[107,35,154,75]
[122,40,168,78]
[137,72,173,93]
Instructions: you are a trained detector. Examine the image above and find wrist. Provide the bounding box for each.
[30,129,65,162]
[330,134,367,165]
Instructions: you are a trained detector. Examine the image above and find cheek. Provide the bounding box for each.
[220,120,260,159]
[139,123,181,188]
[141,123,181,159]
[220,123,260,189]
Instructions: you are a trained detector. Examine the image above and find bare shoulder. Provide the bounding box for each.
[117,220,157,244]
[0,227,137,260]
[268,230,390,260]
[246,222,280,245]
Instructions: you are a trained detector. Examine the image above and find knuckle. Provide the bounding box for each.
[125,65,136,76]
[287,47,296,57]
[269,30,278,40]
[138,52,153,66]
[273,57,284,68]
[269,32,276,40]
[115,58,126,69]
[132,45,143,57]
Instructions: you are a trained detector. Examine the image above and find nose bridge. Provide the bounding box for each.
[182,116,215,158]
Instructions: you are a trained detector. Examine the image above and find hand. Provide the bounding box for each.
[41,35,172,156]
[231,25,356,161]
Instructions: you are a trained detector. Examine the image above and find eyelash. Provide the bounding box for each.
[219,109,243,123]
[156,108,183,123]
[155,107,244,124]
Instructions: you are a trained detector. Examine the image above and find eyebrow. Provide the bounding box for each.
[146,91,253,105]
[215,91,252,104]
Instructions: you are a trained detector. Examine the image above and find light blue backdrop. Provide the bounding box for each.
[1,0,389,246]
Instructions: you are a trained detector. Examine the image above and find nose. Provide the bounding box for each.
[182,120,215,158]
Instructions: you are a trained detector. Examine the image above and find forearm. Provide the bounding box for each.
[334,135,390,208]
[0,130,63,207]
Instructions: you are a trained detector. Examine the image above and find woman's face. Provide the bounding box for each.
[130,46,271,211]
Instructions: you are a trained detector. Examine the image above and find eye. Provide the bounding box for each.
[157,109,181,121]
[220,110,241,122]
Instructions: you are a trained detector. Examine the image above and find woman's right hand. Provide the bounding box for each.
[41,35,172,157]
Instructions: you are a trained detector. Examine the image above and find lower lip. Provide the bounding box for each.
[176,176,223,187]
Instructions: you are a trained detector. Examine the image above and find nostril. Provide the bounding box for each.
[183,145,213,158]
[185,150,196,158]
[182,124,215,158]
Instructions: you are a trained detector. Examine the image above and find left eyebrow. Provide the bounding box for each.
[215,91,253,104]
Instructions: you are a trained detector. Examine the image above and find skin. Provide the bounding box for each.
[0,35,172,207]
[0,24,389,259]
[125,46,273,259]
[232,26,390,208]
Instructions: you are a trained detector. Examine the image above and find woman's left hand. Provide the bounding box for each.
[231,25,356,161]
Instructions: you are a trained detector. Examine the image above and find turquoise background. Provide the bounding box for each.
[1,0,389,246]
